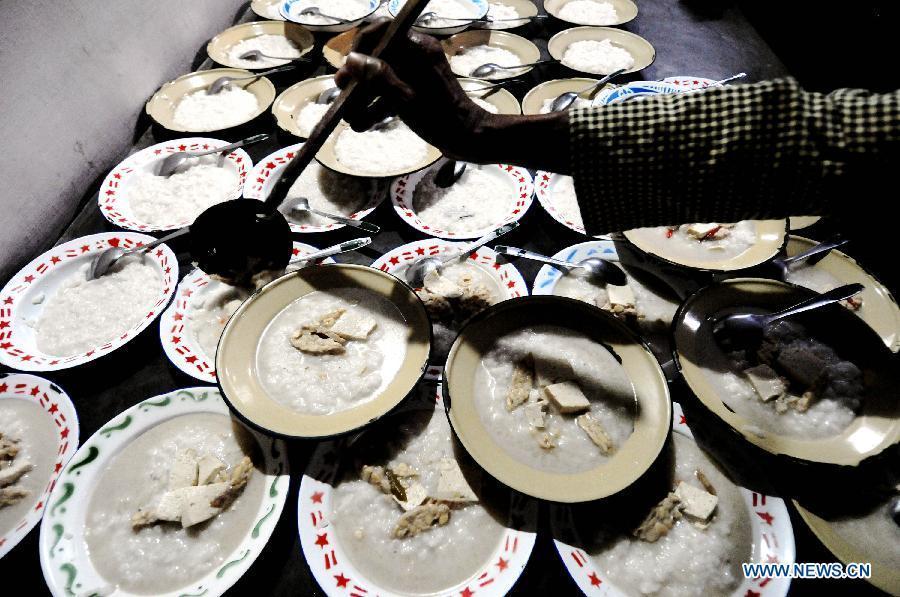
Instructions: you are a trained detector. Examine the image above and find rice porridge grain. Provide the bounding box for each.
[188,282,252,360]
[334,121,429,175]
[127,162,239,228]
[558,0,618,25]
[562,39,635,74]
[629,221,758,262]
[413,165,515,235]
[331,403,507,593]
[0,400,57,535]
[227,34,303,68]
[279,161,377,226]
[400,0,478,27]
[473,325,635,473]
[84,414,265,594]
[293,0,373,23]
[35,257,162,357]
[540,96,592,113]
[587,433,752,596]
[449,45,523,78]
[296,100,332,137]
[830,495,900,569]
[172,87,259,131]
[546,175,585,228]
[256,288,409,414]
[485,2,521,27]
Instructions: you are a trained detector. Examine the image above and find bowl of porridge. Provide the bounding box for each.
[795,492,900,595]
[673,278,900,465]
[272,75,338,138]
[444,296,671,502]
[146,68,276,133]
[207,20,314,69]
[443,30,541,80]
[780,235,900,351]
[473,0,537,30]
[245,143,386,233]
[545,0,637,27]
[371,238,528,363]
[623,220,788,272]
[252,0,286,19]
[323,27,358,69]
[390,159,533,239]
[281,0,380,32]
[160,242,336,383]
[522,78,609,115]
[299,376,537,595]
[552,401,795,597]
[459,77,522,115]
[39,386,288,597]
[317,119,443,178]
[548,26,655,75]
[98,137,251,231]
[216,264,432,438]
[391,0,489,36]
[0,233,178,372]
[0,374,79,560]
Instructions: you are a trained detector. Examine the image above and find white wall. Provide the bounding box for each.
[0,0,249,281]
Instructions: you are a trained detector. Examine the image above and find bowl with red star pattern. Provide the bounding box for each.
[0,232,178,372]
[390,160,533,240]
[298,373,538,596]
[0,374,79,559]
[551,401,795,597]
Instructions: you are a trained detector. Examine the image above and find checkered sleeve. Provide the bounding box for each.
[569,78,900,235]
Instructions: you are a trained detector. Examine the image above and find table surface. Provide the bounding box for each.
[0,1,890,595]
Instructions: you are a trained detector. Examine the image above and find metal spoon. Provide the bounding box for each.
[416,11,491,25]
[89,228,189,280]
[772,238,848,280]
[156,134,269,177]
[494,245,627,286]
[433,160,468,188]
[891,496,900,526]
[238,49,307,62]
[712,283,865,348]
[677,72,747,94]
[297,6,353,23]
[290,237,372,264]
[549,68,626,112]
[463,78,524,97]
[470,59,558,78]
[285,196,381,233]
[370,115,397,131]
[316,86,341,104]
[207,64,297,95]
[405,222,518,288]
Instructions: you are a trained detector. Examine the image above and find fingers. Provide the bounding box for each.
[349,19,392,56]
[337,53,415,132]
[346,97,397,132]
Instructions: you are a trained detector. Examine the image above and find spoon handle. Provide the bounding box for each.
[291,237,372,263]
[577,68,627,94]
[306,208,381,233]
[765,283,864,324]
[493,245,575,270]
[449,222,519,264]
[126,228,190,256]
[194,134,269,158]
[779,238,847,268]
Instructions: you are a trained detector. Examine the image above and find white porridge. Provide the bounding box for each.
[554,268,679,333]
[545,175,585,227]
[0,399,57,535]
[172,86,260,131]
[413,165,515,235]
[292,0,373,23]
[449,45,523,79]
[227,34,303,68]
[279,160,377,227]
[187,281,252,360]
[562,39,635,75]
[784,265,863,311]
[403,0,479,27]
[587,433,752,596]
[127,161,239,228]
[629,221,758,263]
[558,0,618,25]
[256,288,409,415]
[35,256,162,357]
[540,96,592,114]
[331,402,507,594]
[829,493,900,570]
[333,120,430,175]
[84,413,265,594]
[295,99,332,137]
[471,96,500,113]
[257,1,283,19]
[485,2,522,27]
[702,320,865,439]
[474,325,635,474]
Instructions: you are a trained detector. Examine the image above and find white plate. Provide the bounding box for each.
[98,138,252,232]
[552,401,795,597]
[0,232,178,371]
[251,0,286,19]
[244,143,385,233]
[390,160,533,239]
[298,375,537,596]
[534,170,593,235]
[391,0,489,35]
[39,387,289,597]
[160,242,336,383]
[531,239,619,295]
[281,0,379,32]
[0,374,79,559]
